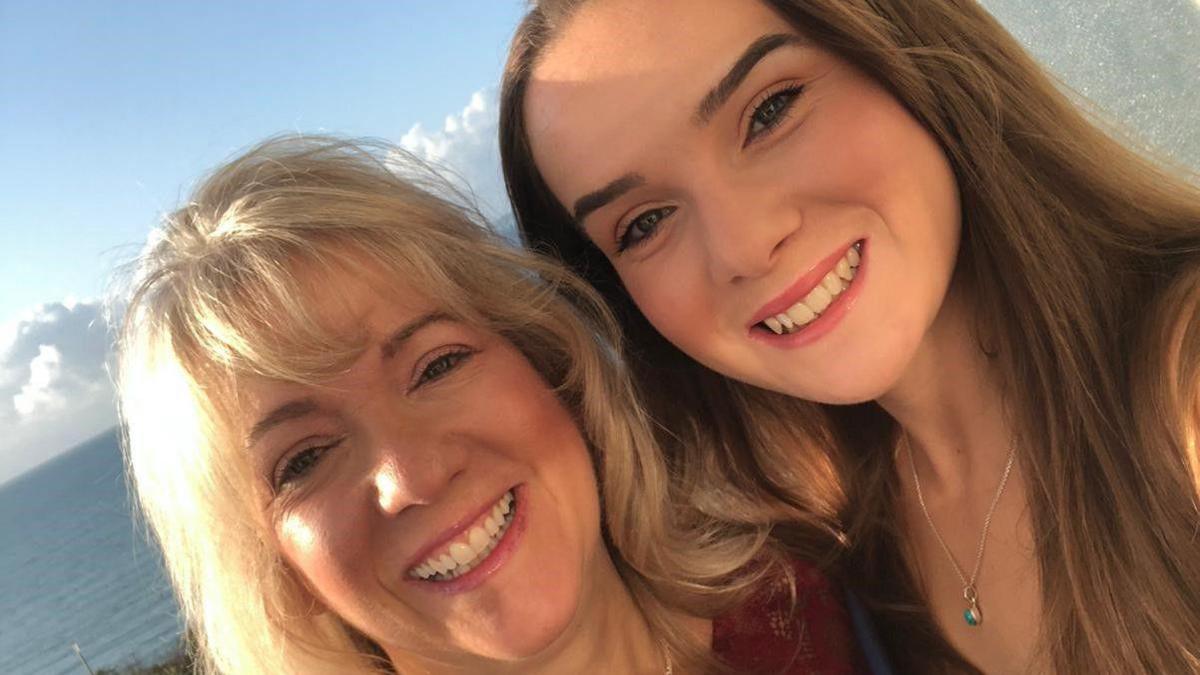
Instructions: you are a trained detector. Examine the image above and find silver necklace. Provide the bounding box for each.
[904,432,1017,628]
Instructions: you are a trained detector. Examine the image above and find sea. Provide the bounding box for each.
[0,429,182,675]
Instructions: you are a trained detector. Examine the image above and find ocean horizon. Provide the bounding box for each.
[0,428,183,675]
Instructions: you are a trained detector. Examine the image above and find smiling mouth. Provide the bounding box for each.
[757,241,862,335]
[407,490,517,582]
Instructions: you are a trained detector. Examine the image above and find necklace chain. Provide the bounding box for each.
[904,432,1017,626]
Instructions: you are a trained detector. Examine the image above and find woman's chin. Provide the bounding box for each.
[748,365,898,407]
[445,587,582,663]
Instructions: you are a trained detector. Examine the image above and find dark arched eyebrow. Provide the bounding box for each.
[570,33,804,226]
[695,33,805,125]
[572,173,646,224]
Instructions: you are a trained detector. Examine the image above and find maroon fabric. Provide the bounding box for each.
[712,560,865,674]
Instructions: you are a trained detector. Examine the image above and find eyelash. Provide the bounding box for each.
[744,82,805,146]
[271,346,476,492]
[612,83,806,254]
[274,441,338,492]
[616,205,675,253]
[409,345,476,392]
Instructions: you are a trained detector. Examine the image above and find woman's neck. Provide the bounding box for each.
[875,284,1014,495]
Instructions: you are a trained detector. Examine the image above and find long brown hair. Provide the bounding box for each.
[500,1,1200,672]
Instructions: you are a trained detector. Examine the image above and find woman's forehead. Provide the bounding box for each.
[292,257,436,337]
[196,256,445,394]
[526,0,800,206]
[533,0,792,81]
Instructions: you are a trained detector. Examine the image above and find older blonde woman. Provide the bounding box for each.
[117,137,865,674]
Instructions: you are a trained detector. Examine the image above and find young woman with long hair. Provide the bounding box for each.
[499,1,1200,672]
[116,136,865,673]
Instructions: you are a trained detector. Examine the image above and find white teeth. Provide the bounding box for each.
[410,490,517,581]
[835,258,853,281]
[821,272,843,296]
[760,243,862,335]
[468,527,490,555]
[804,286,833,313]
[785,303,815,326]
[449,542,474,565]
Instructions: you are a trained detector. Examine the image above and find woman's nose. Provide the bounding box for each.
[371,439,465,516]
[695,188,798,285]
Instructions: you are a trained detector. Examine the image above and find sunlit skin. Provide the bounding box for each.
[237,271,672,673]
[525,0,1043,671]
[526,0,960,405]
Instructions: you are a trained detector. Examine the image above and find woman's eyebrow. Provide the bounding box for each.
[694,32,806,125]
[569,34,804,225]
[380,311,452,359]
[245,312,451,447]
[247,398,321,447]
[573,173,646,224]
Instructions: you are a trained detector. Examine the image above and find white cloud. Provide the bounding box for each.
[0,300,117,484]
[398,87,510,224]
[13,345,68,417]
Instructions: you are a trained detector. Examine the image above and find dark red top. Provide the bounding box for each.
[712,560,866,674]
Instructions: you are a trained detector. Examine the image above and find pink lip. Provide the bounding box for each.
[747,239,868,349]
[748,238,864,328]
[405,486,516,572]
[406,484,528,595]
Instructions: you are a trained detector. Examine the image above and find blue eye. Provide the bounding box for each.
[616,206,675,253]
[746,84,804,144]
[411,347,475,391]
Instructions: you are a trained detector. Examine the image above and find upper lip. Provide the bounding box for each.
[403,486,514,572]
[748,238,861,329]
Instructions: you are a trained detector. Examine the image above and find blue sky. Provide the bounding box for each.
[0,0,1197,484]
[0,0,528,483]
[0,0,525,321]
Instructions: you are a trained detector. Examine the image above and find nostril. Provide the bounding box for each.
[717,219,801,285]
[771,226,800,261]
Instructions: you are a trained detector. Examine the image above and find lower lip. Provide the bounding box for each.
[409,484,528,595]
[749,240,868,349]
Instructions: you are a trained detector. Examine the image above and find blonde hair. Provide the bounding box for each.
[501,1,1200,672]
[117,136,798,674]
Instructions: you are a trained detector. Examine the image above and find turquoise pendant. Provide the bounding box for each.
[962,585,982,627]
